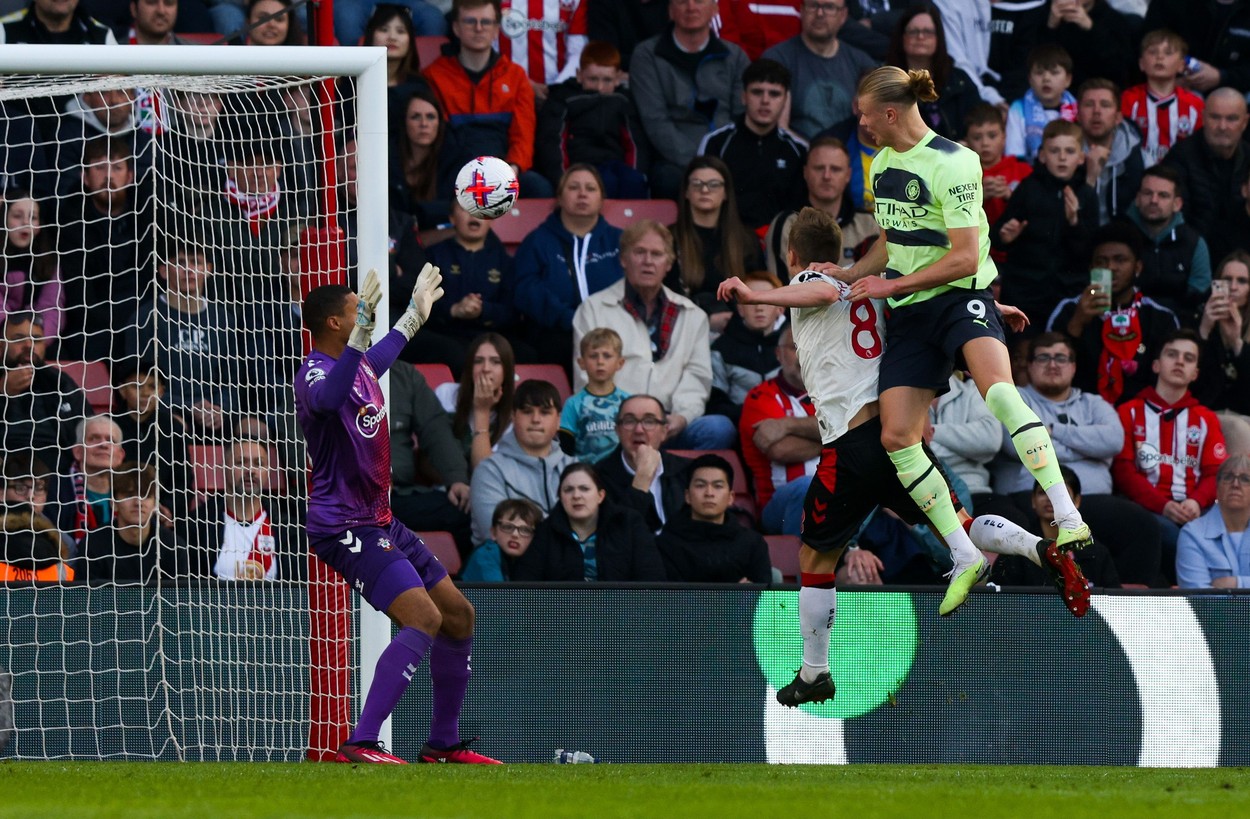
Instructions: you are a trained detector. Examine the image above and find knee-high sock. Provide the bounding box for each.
[799,574,837,682]
[887,442,979,560]
[351,626,433,744]
[966,514,1043,566]
[427,634,473,749]
[984,382,1080,523]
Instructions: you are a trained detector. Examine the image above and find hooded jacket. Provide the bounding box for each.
[469,428,575,545]
[1112,386,1227,513]
[1125,205,1212,314]
[629,25,749,169]
[657,507,772,583]
[513,211,623,331]
[0,509,72,582]
[511,500,665,581]
[1089,120,1144,226]
[424,50,537,171]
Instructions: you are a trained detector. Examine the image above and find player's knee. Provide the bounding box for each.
[880,426,920,454]
[441,598,475,639]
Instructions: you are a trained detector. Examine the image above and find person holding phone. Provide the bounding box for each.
[1195,250,1250,415]
[1046,222,1181,405]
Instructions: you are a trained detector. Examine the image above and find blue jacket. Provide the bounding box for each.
[513,211,623,331]
[1177,504,1250,589]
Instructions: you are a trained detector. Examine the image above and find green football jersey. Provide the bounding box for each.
[869,129,998,308]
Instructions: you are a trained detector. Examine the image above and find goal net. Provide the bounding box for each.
[0,45,389,761]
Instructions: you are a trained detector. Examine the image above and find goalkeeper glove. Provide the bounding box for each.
[395,262,444,340]
[348,268,384,352]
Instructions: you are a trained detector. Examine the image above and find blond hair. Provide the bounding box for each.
[857,66,939,107]
[579,327,623,356]
[620,219,676,261]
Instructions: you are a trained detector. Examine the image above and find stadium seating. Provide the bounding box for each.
[601,199,678,229]
[765,535,800,582]
[413,362,455,390]
[415,36,448,70]
[514,363,572,403]
[490,198,556,252]
[668,448,757,523]
[50,360,112,413]
[418,530,462,576]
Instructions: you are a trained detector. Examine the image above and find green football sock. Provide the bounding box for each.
[887,442,964,539]
[984,382,1079,521]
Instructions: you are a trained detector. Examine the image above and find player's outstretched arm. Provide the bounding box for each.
[718,275,843,309]
[347,268,384,353]
[365,263,445,374]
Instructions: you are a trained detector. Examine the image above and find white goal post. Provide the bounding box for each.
[0,44,391,761]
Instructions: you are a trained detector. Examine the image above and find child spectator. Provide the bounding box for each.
[423,0,552,197]
[656,453,772,583]
[990,467,1122,590]
[708,269,784,424]
[417,200,519,375]
[560,327,629,464]
[964,103,1032,262]
[534,41,649,198]
[994,119,1099,330]
[1005,44,1078,163]
[1113,329,1227,585]
[0,190,62,344]
[78,461,187,585]
[112,358,192,521]
[1123,29,1204,168]
[460,498,542,581]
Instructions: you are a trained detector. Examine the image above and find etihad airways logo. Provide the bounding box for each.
[356,402,388,438]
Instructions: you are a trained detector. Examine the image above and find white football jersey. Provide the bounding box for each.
[789,269,885,444]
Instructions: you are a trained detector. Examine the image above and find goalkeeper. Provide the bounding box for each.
[294,265,502,765]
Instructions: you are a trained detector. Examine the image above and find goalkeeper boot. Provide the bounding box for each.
[335,740,407,764]
[938,551,989,617]
[1055,516,1093,555]
[1037,539,1091,618]
[419,737,503,764]
[776,670,836,707]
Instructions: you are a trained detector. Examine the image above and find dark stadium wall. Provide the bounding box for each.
[2,586,1248,765]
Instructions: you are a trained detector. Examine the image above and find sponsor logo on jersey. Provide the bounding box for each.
[1136,441,1199,470]
[356,402,388,438]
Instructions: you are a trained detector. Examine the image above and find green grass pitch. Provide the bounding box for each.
[3,762,1249,818]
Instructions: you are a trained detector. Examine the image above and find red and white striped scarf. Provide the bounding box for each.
[224,178,281,237]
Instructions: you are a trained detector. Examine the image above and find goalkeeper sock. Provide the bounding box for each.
[887,443,979,561]
[984,382,1080,523]
[967,514,1044,567]
[427,634,473,749]
[351,626,433,744]
[798,577,837,682]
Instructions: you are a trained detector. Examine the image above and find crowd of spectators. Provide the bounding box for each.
[5,0,1250,591]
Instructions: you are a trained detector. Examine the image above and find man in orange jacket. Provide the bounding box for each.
[424,0,555,198]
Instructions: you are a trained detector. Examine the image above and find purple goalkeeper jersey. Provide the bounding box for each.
[294,330,409,538]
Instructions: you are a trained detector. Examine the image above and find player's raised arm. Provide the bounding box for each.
[718,273,844,309]
[302,273,383,414]
[364,262,445,374]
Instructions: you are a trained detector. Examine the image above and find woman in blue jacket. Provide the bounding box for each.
[514,164,623,366]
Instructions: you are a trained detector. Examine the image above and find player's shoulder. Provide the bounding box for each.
[298,353,331,387]
[792,268,850,293]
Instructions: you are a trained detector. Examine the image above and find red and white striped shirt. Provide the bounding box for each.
[739,376,817,508]
[1112,387,1226,513]
[1122,85,1204,167]
[498,0,587,86]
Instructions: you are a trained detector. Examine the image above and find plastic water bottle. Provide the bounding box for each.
[1185,56,1202,76]
[553,748,598,764]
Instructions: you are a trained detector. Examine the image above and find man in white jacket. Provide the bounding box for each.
[572,219,736,450]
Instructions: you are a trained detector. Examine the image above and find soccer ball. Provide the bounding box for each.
[455,156,520,219]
